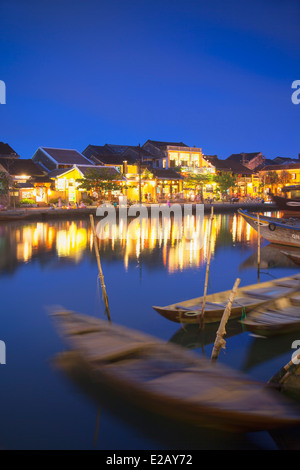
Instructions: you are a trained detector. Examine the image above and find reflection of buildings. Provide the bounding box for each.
[0,213,261,276]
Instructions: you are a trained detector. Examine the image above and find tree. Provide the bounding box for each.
[0,171,10,195]
[184,173,213,202]
[77,169,121,200]
[278,170,292,187]
[265,171,279,194]
[213,172,237,198]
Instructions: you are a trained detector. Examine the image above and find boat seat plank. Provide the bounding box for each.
[243,287,292,299]
[176,302,226,312]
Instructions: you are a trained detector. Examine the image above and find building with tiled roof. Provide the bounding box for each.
[226,152,264,170]
[32,147,94,172]
[0,142,19,159]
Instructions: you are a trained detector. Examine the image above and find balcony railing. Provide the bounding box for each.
[180,166,215,174]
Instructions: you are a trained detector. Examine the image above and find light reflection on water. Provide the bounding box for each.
[0,212,259,274]
[0,211,300,450]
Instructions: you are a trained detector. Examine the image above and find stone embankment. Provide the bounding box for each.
[0,202,277,222]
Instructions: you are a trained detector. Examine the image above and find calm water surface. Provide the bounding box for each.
[1,211,300,450]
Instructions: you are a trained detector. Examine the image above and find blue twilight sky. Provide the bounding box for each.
[0,0,300,160]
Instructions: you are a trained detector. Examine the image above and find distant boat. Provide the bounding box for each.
[153,274,300,324]
[51,308,300,432]
[272,195,300,214]
[242,293,300,337]
[238,209,300,247]
[0,211,30,222]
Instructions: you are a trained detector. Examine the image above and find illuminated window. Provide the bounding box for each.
[56,179,66,191]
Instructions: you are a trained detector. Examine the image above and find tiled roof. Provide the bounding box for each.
[261,162,300,171]
[203,156,253,174]
[3,159,45,176]
[41,147,93,165]
[92,153,131,165]
[226,152,261,162]
[78,166,126,180]
[145,140,189,148]
[221,160,254,174]
[150,168,184,180]
[0,142,19,157]
[48,165,126,180]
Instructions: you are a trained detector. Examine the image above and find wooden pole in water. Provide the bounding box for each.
[90,214,111,323]
[211,277,241,362]
[257,213,261,283]
[268,353,300,386]
[200,206,214,329]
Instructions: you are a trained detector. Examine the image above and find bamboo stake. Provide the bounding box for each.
[211,278,241,362]
[268,353,300,386]
[200,206,214,329]
[90,214,111,323]
[257,213,261,283]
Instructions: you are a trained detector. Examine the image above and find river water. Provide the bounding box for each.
[1,210,300,450]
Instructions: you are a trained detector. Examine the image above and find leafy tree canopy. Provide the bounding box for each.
[77,169,121,197]
[213,172,237,195]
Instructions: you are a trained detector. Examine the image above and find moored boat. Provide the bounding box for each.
[241,294,300,337]
[153,274,300,324]
[51,308,300,432]
[0,210,30,222]
[238,209,300,247]
[272,195,300,214]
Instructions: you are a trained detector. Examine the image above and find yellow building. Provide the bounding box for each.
[259,163,300,197]
[49,164,126,204]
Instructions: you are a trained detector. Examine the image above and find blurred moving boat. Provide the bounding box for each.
[51,309,300,432]
[242,293,300,337]
[238,209,300,247]
[153,274,300,324]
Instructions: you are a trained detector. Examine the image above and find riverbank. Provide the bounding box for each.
[0,201,277,222]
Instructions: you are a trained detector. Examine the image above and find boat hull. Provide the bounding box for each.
[51,309,300,433]
[238,210,300,247]
[153,274,300,324]
[272,195,300,213]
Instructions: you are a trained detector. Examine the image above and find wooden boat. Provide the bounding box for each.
[281,250,300,266]
[238,209,300,247]
[272,195,300,214]
[153,274,300,324]
[241,293,300,337]
[269,354,300,402]
[0,210,30,222]
[50,308,300,432]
